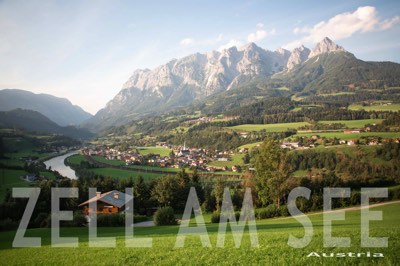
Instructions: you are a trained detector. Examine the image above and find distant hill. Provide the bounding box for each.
[0,109,94,140]
[0,89,92,126]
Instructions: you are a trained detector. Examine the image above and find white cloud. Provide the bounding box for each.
[285,6,400,50]
[218,39,243,51]
[247,28,275,42]
[380,16,400,30]
[180,38,194,46]
[256,22,264,28]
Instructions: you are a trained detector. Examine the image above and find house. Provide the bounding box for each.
[25,174,37,182]
[79,190,133,215]
[344,129,364,134]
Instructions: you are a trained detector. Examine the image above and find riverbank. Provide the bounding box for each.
[43,151,79,179]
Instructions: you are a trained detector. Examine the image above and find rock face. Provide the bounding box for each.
[89,37,347,129]
[308,37,345,58]
[287,45,311,70]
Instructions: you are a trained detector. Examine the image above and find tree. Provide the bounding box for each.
[151,175,179,207]
[134,176,150,214]
[254,138,289,208]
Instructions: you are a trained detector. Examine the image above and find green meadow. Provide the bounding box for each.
[229,122,311,132]
[348,103,400,112]
[0,202,399,265]
[0,169,30,203]
[138,147,172,157]
[291,131,400,141]
[319,119,384,128]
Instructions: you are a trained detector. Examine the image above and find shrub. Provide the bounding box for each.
[97,213,125,227]
[0,218,17,231]
[278,205,289,217]
[389,187,400,200]
[211,211,241,223]
[72,212,87,227]
[134,215,148,223]
[153,207,176,226]
[256,205,278,219]
[211,211,220,223]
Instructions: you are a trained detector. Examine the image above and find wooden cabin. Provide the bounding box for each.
[79,190,133,215]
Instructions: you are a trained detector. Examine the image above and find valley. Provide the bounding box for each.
[1,35,400,265]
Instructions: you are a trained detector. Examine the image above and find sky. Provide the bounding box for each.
[0,0,399,114]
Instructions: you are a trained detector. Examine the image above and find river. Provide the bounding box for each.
[44,151,79,180]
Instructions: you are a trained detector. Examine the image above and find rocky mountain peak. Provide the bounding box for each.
[309,37,346,58]
[287,45,311,70]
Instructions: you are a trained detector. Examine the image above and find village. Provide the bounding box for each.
[81,142,241,173]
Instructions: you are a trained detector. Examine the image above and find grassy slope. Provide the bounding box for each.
[0,169,29,203]
[348,103,400,112]
[230,122,311,132]
[0,202,399,265]
[291,132,400,140]
[207,153,245,168]
[319,119,384,128]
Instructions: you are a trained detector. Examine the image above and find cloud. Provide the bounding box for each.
[180,38,194,46]
[380,16,400,30]
[218,39,243,51]
[256,22,264,28]
[247,28,275,42]
[285,6,399,50]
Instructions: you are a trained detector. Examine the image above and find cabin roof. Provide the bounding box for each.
[78,190,133,208]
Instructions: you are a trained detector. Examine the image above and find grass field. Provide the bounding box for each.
[65,154,88,166]
[0,202,399,265]
[348,103,400,112]
[138,147,172,157]
[291,131,400,140]
[237,142,263,151]
[207,153,245,168]
[319,119,384,128]
[0,169,29,203]
[0,136,51,167]
[229,122,311,132]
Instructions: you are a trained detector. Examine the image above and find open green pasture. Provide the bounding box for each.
[0,202,399,265]
[229,122,311,132]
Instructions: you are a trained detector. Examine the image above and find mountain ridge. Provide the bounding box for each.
[0,89,92,126]
[86,37,400,131]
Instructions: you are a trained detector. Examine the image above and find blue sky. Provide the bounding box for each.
[0,0,399,114]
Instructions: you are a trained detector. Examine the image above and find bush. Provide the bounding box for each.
[0,218,17,231]
[389,187,400,200]
[72,212,87,227]
[153,207,176,226]
[134,215,148,224]
[211,211,243,223]
[97,213,125,227]
[256,205,278,219]
[211,211,220,223]
[278,205,289,217]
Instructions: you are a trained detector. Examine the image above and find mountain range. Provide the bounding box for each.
[0,109,93,139]
[0,89,92,126]
[86,37,400,131]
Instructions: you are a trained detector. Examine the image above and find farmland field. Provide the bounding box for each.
[319,119,384,128]
[229,122,311,132]
[348,103,400,112]
[207,153,245,168]
[290,131,400,140]
[0,202,399,265]
[138,147,172,157]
